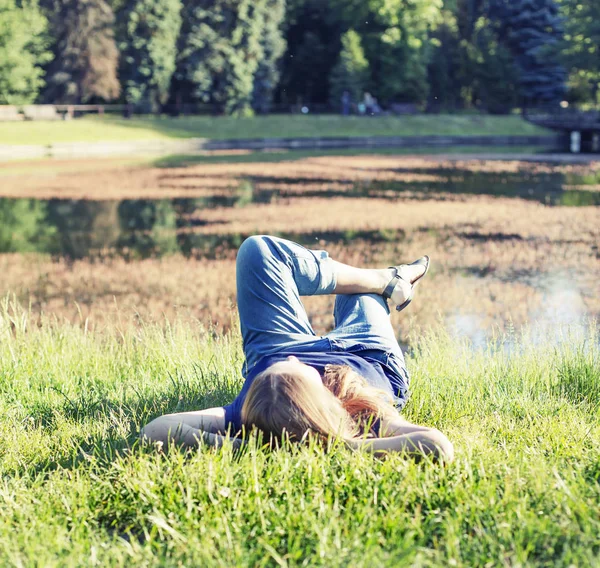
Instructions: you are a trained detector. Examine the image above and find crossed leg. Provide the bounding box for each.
[236,235,424,373]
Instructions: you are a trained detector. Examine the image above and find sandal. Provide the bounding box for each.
[382,256,430,312]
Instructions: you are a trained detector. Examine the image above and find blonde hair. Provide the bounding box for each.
[241,364,398,443]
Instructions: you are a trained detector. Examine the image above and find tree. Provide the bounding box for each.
[42,0,120,103]
[251,0,286,114]
[276,0,346,106]
[472,20,520,113]
[428,9,464,110]
[323,0,443,106]
[176,0,266,115]
[559,0,600,104]
[329,30,368,108]
[427,0,489,111]
[362,0,443,104]
[488,0,566,106]
[278,0,443,106]
[0,0,50,104]
[119,0,182,113]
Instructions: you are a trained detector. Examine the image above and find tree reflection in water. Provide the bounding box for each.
[0,198,203,259]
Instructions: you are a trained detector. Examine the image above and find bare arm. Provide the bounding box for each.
[140,407,243,450]
[352,413,454,462]
[348,428,454,462]
[377,413,435,437]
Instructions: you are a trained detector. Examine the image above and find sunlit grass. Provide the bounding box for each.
[0,114,551,145]
[0,301,598,566]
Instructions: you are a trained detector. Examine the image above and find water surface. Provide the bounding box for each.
[1,165,598,258]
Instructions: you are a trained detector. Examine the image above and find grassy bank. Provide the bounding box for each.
[0,146,552,174]
[0,114,551,146]
[0,302,598,566]
[152,145,550,168]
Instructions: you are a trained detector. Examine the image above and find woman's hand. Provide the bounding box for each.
[347,427,454,463]
[140,407,243,450]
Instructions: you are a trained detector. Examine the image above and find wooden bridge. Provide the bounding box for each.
[524,108,600,153]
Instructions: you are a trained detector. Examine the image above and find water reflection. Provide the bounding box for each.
[363,169,600,205]
[0,197,207,259]
[445,273,594,352]
[0,164,598,259]
[0,199,56,253]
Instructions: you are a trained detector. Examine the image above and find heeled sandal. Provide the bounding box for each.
[382,256,430,312]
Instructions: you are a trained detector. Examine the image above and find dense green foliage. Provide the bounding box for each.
[251,0,286,114]
[0,0,50,105]
[560,0,600,104]
[360,0,443,104]
[119,0,182,113]
[176,0,267,115]
[488,0,566,105]
[427,9,464,111]
[280,0,443,106]
[1,0,598,112]
[0,303,598,565]
[472,21,521,113]
[329,30,369,109]
[42,0,120,103]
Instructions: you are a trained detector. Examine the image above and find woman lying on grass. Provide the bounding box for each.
[141,236,453,462]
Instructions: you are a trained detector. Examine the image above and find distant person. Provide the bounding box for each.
[142,235,454,462]
[341,90,351,115]
[364,92,375,115]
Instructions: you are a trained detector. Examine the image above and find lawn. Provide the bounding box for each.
[0,303,598,566]
[0,114,551,146]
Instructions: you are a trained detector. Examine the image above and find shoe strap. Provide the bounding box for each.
[382,267,403,300]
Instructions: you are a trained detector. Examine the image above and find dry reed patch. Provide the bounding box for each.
[1,155,598,200]
[186,195,599,245]
[0,254,238,332]
[1,224,597,343]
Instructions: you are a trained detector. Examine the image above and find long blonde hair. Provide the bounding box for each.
[241,364,398,443]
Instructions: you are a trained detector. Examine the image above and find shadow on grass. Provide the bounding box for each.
[152,146,549,168]
[98,115,214,139]
[95,114,551,141]
[154,162,598,207]
[175,229,408,260]
[458,231,525,242]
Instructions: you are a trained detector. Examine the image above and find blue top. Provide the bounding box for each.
[223,350,402,433]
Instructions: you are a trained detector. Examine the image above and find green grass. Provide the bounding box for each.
[0,300,598,566]
[0,114,551,146]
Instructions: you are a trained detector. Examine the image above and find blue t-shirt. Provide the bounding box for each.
[223,351,404,433]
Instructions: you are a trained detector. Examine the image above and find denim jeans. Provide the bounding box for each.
[236,235,409,401]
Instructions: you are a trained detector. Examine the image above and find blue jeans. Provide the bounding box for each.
[236,236,409,400]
